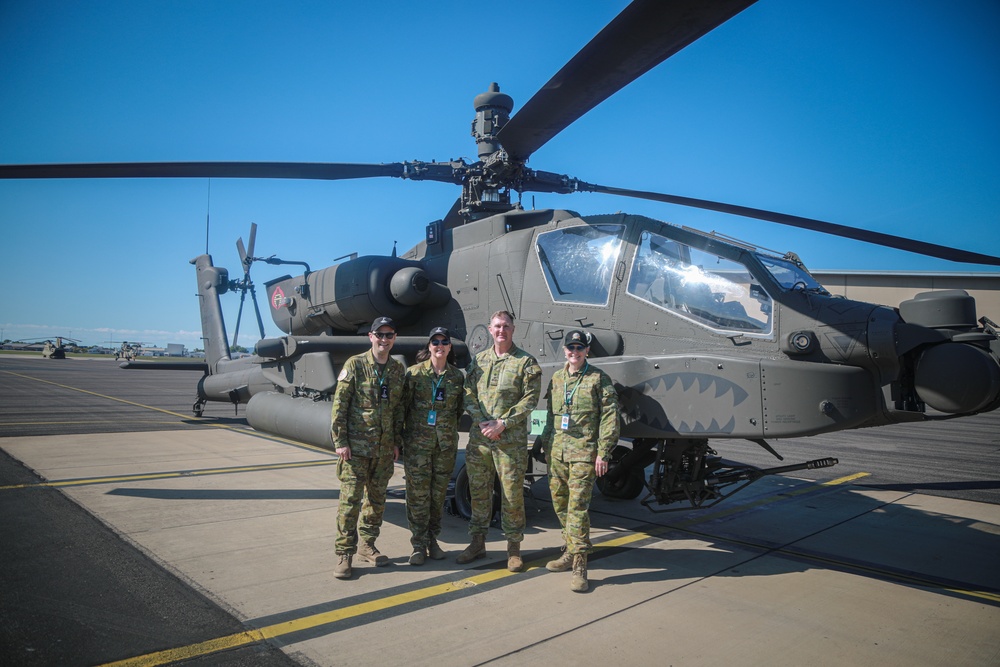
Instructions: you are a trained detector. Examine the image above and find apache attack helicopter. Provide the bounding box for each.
[3,0,1000,513]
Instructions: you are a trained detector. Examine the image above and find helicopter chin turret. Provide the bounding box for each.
[264,255,450,336]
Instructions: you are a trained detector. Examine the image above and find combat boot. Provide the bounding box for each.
[507,540,524,572]
[427,537,446,560]
[456,534,486,564]
[408,546,426,566]
[357,541,389,567]
[571,554,588,592]
[546,547,573,572]
[333,553,353,580]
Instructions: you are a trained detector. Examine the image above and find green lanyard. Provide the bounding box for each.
[563,363,588,411]
[431,370,446,402]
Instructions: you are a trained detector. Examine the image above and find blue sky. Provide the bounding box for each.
[1,0,998,349]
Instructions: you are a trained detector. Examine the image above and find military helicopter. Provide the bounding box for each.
[114,341,145,362]
[3,1,1000,513]
[12,337,81,359]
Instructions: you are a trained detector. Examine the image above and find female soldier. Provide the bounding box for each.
[402,327,466,565]
[537,329,620,591]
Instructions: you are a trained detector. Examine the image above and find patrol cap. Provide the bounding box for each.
[564,329,591,346]
[370,316,396,332]
[428,326,450,339]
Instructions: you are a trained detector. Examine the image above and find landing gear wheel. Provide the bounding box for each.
[451,465,502,521]
[596,464,645,500]
[192,400,205,418]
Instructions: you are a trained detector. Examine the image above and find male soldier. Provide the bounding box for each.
[331,316,405,580]
[458,310,541,571]
[536,330,620,592]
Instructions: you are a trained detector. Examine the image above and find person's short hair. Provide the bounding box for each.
[489,310,514,325]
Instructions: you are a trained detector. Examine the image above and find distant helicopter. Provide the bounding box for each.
[3,1,999,513]
[13,337,81,359]
[114,341,145,362]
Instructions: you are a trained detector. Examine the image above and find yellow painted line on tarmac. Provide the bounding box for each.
[96,473,873,666]
[0,459,335,491]
[0,369,333,455]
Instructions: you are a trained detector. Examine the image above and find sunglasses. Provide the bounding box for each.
[429,338,451,346]
[565,344,587,351]
[372,331,396,340]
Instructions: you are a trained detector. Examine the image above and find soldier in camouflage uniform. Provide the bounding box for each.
[537,329,620,592]
[331,316,405,580]
[458,310,542,572]
[402,327,465,565]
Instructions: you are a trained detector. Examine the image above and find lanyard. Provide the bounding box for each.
[431,369,446,401]
[563,362,588,410]
[373,361,388,400]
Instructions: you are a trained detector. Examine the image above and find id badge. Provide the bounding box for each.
[560,414,570,430]
[380,383,390,400]
[427,410,437,426]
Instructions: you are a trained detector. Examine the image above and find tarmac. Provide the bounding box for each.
[1,355,999,666]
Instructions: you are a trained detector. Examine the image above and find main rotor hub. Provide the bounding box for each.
[472,82,513,159]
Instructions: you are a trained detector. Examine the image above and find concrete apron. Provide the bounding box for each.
[4,428,999,666]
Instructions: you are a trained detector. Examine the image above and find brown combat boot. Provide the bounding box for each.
[333,553,353,580]
[408,546,426,566]
[427,537,446,560]
[507,540,524,572]
[546,547,573,572]
[456,534,486,564]
[570,553,588,592]
[357,541,389,567]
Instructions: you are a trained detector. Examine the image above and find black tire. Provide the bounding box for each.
[451,465,502,521]
[596,463,645,500]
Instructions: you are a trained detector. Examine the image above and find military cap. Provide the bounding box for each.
[428,326,450,340]
[370,316,396,332]
[564,329,591,346]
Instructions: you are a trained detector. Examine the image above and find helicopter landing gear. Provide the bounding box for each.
[192,399,206,418]
[596,439,657,500]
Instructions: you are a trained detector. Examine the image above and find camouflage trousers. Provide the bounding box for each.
[335,451,396,554]
[403,445,457,548]
[548,456,596,554]
[465,441,526,541]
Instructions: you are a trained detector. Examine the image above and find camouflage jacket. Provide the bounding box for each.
[402,360,465,451]
[464,344,542,448]
[330,350,405,457]
[538,362,620,462]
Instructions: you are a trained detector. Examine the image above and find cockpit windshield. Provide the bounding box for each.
[628,231,773,334]
[756,254,829,294]
[535,224,624,305]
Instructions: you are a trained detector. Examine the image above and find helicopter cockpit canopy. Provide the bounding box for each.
[535,224,625,306]
[756,254,829,294]
[626,230,773,335]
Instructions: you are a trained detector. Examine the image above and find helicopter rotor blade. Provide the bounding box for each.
[497,0,757,162]
[578,182,1000,267]
[246,222,258,264]
[236,237,248,269]
[0,161,410,181]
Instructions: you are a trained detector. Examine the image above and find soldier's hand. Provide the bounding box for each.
[595,455,609,477]
[336,446,352,461]
[530,437,546,464]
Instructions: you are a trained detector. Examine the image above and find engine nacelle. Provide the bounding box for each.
[264,256,449,335]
